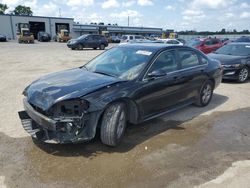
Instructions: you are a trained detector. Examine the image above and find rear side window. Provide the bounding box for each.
[93,35,100,40]
[204,40,213,45]
[167,40,179,44]
[149,51,177,74]
[212,39,220,44]
[129,36,133,40]
[179,50,199,69]
[200,56,208,65]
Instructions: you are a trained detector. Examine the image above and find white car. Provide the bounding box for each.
[157,38,184,46]
[121,35,145,43]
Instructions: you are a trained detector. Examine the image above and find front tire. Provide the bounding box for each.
[77,44,83,50]
[238,67,249,83]
[100,103,127,146]
[195,80,214,107]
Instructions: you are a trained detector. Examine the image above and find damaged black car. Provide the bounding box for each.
[19,44,222,146]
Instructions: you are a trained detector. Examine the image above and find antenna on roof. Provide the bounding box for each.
[59,8,62,17]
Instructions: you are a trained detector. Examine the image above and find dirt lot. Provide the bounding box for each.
[0,41,250,188]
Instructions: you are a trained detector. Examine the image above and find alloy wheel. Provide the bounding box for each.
[238,67,249,82]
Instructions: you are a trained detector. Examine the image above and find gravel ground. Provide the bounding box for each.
[0,41,250,188]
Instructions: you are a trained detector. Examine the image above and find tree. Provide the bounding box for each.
[0,3,8,14]
[13,5,33,16]
[221,28,226,34]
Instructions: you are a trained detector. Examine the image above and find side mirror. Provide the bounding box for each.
[147,69,166,79]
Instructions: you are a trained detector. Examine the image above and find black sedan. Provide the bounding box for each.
[0,34,7,42]
[37,31,51,42]
[18,44,222,146]
[235,36,250,43]
[208,42,250,82]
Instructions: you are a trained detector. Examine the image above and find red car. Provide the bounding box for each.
[187,38,223,54]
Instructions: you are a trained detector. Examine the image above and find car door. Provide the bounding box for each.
[176,49,208,102]
[84,35,94,48]
[134,50,189,119]
[211,39,222,51]
[202,39,214,54]
[92,35,101,47]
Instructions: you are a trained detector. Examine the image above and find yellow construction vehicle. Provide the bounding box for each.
[162,31,178,39]
[55,29,71,42]
[17,23,34,43]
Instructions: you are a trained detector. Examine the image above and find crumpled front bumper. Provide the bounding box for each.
[18,99,99,144]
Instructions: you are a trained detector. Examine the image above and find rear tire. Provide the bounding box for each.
[99,44,105,50]
[100,103,127,146]
[194,80,214,107]
[238,67,249,83]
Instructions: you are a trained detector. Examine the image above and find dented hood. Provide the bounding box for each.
[26,68,121,111]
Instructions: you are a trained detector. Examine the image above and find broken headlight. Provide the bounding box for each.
[51,99,89,134]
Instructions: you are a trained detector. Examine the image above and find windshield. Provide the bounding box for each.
[215,44,250,56]
[23,30,30,36]
[77,35,88,40]
[63,31,69,36]
[187,39,202,47]
[235,37,250,42]
[84,47,154,80]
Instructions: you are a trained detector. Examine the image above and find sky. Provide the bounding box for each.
[1,0,250,31]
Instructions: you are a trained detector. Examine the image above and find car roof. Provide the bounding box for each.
[228,42,250,45]
[117,43,191,52]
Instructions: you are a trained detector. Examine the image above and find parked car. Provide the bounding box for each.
[37,31,51,42]
[221,38,231,45]
[67,34,108,50]
[18,44,222,146]
[208,42,250,82]
[158,38,184,45]
[110,36,120,43]
[234,36,250,43]
[187,38,223,54]
[0,34,7,42]
[121,35,145,43]
[176,38,186,45]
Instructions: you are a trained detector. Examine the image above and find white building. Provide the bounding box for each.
[0,14,163,40]
[0,14,74,39]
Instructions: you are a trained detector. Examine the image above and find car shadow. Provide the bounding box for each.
[33,93,229,158]
[222,79,250,84]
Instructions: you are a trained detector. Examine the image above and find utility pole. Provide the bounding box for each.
[59,8,61,17]
[128,15,130,27]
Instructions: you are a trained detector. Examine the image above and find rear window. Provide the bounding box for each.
[187,39,202,47]
[215,44,250,56]
[235,37,250,42]
[122,36,127,40]
[178,50,200,69]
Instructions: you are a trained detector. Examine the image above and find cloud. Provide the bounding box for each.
[165,5,175,11]
[137,0,153,6]
[66,0,94,7]
[240,12,250,19]
[191,0,235,9]
[110,9,142,18]
[182,9,205,22]
[122,0,136,7]
[240,2,250,8]
[101,0,119,9]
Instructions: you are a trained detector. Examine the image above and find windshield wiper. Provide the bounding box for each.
[94,71,117,77]
[81,65,88,70]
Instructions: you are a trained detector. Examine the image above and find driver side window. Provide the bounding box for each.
[148,51,177,74]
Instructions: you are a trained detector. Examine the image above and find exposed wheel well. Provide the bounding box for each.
[97,98,139,128]
[208,78,215,89]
